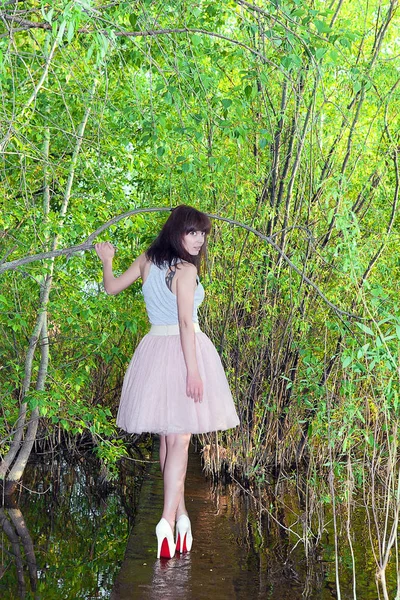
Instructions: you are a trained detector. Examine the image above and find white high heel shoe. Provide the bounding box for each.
[175,514,193,553]
[156,518,176,558]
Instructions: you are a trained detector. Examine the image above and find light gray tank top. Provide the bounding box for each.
[142,262,205,325]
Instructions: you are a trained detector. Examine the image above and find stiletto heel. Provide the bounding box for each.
[156,518,176,558]
[175,514,193,553]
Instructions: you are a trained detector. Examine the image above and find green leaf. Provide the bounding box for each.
[0,294,11,307]
[67,20,75,43]
[221,99,232,109]
[314,19,331,34]
[86,42,95,62]
[43,7,54,24]
[57,20,67,43]
[281,54,302,69]
[339,37,351,48]
[292,8,306,17]
[191,35,202,46]
[181,162,192,173]
[244,85,253,99]
[26,394,38,410]
[342,355,352,368]
[356,322,374,336]
[329,49,339,63]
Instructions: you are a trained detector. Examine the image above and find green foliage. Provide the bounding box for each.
[0,0,400,485]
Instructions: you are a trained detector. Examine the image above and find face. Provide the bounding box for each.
[182,230,206,255]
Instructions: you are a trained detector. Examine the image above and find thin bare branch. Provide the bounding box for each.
[0,14,277,67]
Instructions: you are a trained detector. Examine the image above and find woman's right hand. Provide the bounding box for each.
[95,242,115,263]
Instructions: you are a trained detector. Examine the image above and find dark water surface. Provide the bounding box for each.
[1,441,395,599]
[111,445,385,600]
[111,444,327,600]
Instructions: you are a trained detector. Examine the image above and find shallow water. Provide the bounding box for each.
[112,444,396,600]
[1,443,398,599]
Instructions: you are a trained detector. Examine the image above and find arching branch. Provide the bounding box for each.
[0,206,358,319]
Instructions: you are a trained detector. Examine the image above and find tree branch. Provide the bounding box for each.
[0,207,359,319]
[0,13,277,67]
[0,36,58,153]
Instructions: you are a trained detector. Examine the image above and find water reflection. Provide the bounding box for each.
[151,554,192,598]
[206,474,400,599]
[0,447,149,599]
[0,496,38,599]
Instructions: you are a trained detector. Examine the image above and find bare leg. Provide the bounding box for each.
[160,434,188,522]
[176,483,188,520]
[159,435,166,473]
[161,433,191,530]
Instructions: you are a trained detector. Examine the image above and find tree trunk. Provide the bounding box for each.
[0,81,96,492]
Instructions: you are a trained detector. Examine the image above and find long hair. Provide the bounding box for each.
[146,205,211,270]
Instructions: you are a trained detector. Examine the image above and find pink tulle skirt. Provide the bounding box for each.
[116,331,240,435]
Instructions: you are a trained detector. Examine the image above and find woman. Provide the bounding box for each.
[95,205,239,559]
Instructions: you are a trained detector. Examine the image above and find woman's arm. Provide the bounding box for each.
[176,263,203,403]
[95,243,146,295]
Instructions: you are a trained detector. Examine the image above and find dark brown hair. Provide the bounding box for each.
[146,205,211,269]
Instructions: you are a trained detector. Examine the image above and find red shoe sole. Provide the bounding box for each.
[176,532,188,553]
[160,536,173,558]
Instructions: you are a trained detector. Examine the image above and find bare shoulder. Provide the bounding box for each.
[129,252,148,271]
[136,252,149,267]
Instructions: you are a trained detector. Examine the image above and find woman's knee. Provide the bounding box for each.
[166,433,191,449]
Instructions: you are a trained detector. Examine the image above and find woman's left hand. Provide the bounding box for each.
[186,372,203,403]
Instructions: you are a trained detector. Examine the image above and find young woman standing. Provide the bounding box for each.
[95,205,239,558]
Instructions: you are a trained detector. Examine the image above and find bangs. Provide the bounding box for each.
[183,212,212,234]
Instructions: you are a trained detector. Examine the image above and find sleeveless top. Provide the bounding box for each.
[142,262,205,325]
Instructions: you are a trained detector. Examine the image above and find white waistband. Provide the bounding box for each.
[149,323,200,336]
